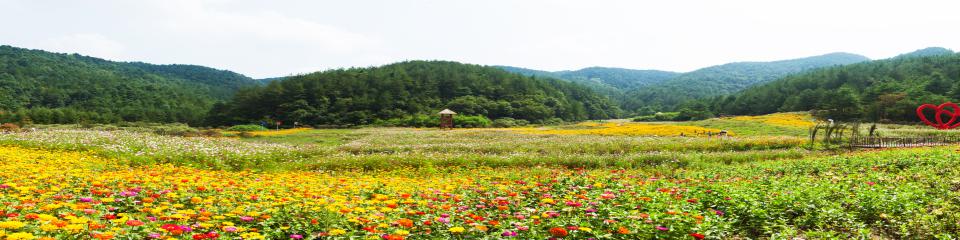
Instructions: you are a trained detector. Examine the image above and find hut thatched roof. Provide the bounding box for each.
[438,109,457,115]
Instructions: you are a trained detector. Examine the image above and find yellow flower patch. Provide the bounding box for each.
[728,112,814,128]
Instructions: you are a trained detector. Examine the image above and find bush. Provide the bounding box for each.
[493,118,529,128]
[633,112,680,122]
[153,125,200,137]
[539,118,565,126]
[454,115,492,128]
[228,125,269,132]
[0,123,20,132]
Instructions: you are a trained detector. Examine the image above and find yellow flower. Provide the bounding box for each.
[540,198,555,204]
[329,229,347,236]
[5,232,34,240]
[579,227,592,232]
[449,227,465,233]
[0,221,25,230]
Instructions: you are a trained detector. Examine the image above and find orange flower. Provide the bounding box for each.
[549,227,569,237]
[397,218,414,228]
[617,226,630,234]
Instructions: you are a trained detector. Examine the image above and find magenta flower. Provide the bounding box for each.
[290,234,304,239]
[656,226,669,231]
[501,231,518,237]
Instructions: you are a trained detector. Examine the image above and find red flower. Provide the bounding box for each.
[690,233,705,239]
[549,227,569,237]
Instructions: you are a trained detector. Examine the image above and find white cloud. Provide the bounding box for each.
[2,0,960,78]
[149,0,378,54]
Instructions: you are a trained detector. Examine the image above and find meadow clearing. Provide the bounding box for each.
[0,113,958,239]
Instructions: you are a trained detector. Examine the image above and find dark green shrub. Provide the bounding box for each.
[228,125,268,132]
[453,115,492,128]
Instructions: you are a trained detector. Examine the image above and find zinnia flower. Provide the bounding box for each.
[549,227,568,237]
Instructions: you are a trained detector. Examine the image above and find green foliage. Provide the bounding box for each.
[0,45,259,125]
[716,51,960,122]
[492,117,530,127]
[227,125,269,132]
[622,53,869,113]
[375,114,492,128]
[215,61,622,126]
[499,66,679,103]
[633,112,680,122]
[453,115,492,128]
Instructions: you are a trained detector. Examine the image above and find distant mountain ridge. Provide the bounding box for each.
[499,52,871,114]
[621,52,871,112]
[497,66,679,103]
[0,45,259,124]
[893,47,954,59]
[709,48,960,122]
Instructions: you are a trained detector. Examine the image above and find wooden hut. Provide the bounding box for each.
[439,109,456,129]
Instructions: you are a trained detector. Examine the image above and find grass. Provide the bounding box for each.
[240,128,365,146]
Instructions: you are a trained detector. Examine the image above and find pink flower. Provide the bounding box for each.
[655,226,669,231]
[290,234,304,239]
[501,231,518,237]
[866,181,876,186]
[240,216,255,222]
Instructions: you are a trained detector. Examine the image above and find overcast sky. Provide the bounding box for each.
[2,0,959,78]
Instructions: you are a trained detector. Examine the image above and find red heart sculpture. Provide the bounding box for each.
[916,102,960,130]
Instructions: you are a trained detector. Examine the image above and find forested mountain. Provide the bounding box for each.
[211,61,622,126]
[498,66,679,101]
[709,49,959,122]
[621,53,870,113]
[0,45,258,125]
[894,47,954,59]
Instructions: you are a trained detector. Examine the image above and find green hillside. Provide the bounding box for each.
[712,48,958,122]
[622,53,870,113]
[0,46,258,125]
[212,61,622,126]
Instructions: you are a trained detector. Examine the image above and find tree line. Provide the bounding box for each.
[207,61,622,126]
[684,53,960,122]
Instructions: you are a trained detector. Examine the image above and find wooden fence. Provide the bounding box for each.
[848,135,960,148]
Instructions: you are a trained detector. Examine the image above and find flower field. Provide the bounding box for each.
[507,122,730,137]
[1,132,960,238]
[0,117,958,239]
[727,112,815,128]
